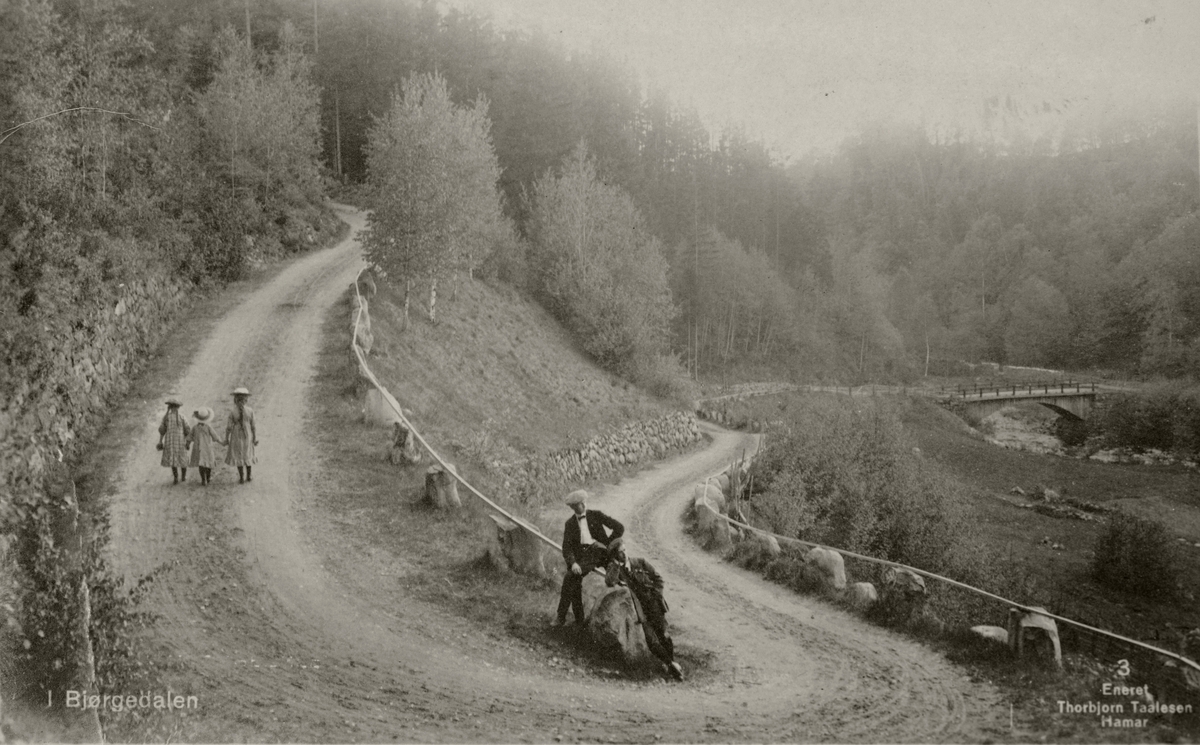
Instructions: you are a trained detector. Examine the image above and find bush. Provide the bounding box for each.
[727,536,775,572]
[1092,515,1180,600]
[749,395,968,576]
[1055,416,1089,447]
[1099,390,1176,450]
[1091,381,1200,455]
[630,353,697,405]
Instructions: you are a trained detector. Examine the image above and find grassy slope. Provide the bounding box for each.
[365,278,669,456]
[900,398,1200,641]
[304,276,695,681]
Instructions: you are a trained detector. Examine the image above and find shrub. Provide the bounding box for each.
[1099,390,1176,450]
[1092,515,1180,600]
[1055,416,1089,447]
[749,395,968,576]
[630,353,697,405]
[85,514,161,694]
[726,537,775,572]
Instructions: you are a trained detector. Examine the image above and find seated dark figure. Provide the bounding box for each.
[605,544,683,682]
[556,490,623,626]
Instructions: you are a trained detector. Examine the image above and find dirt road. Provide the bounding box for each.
[103,205,1012,742]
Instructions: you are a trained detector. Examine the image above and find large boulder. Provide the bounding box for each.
[748,531,781,559]
[692,481,726,514]
[694,501,732,551]
[424,463,462,509]
[846,581,878,610]
[970,625,1010,645]
[803,547,847,591]
[388,422,423,466]
[355,270,377,299]
[587,586,657,671]
[878,566,930,625]
[715,473,731,497]
[882,566,927,598]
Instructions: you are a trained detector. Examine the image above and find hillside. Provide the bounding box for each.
[362,277,676,459]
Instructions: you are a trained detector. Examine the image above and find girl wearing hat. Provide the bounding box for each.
[224,387,258,483]
[158,397,191,484]
[188,407,225,485]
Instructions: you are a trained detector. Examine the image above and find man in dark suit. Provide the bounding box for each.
[556,490,624,626]
[606,544,683,681]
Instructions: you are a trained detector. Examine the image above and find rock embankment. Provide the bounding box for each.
[501,413,701,501]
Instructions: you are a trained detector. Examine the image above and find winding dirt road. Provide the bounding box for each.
[103,205,1013,742]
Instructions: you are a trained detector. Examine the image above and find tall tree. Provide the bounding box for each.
[362,71,505,326]
[528,143,675,380]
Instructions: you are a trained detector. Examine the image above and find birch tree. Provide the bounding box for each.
[362,72,504,326]
[528,144,675,380]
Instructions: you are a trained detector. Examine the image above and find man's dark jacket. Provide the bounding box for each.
[607,557,668,616]
[561,510,624,566]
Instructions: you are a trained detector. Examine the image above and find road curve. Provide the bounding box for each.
[102,205,1010,743]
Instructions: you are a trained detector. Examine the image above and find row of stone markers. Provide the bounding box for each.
[689,461,1200,695]
[345,274,696,676]
[688,469,1068,663]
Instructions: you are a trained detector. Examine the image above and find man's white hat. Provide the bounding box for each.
[564,490,589,506]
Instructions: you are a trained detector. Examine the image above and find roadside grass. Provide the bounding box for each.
[305,276,706,682]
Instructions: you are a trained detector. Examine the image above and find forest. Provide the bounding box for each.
[4,0,1198,396]
[308,0,1199,382]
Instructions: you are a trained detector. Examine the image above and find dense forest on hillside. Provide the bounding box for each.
[66,0,1197,382]
[243,0,1198,381]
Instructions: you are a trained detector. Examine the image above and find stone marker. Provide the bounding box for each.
[486,513,546,578]
[362,388,400,426]
[846,581,878,610]
[424,463,462,509]
[804,547,847,591]
[970,625,1009,645]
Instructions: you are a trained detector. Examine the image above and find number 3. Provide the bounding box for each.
[1116,659,1131,677]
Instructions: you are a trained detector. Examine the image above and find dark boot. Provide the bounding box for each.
[245,466,252,482]
[237,467,244,484]
[171,467,178,484]
[180,468,187,482]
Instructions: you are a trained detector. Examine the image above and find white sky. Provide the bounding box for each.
[437,0,1200,159]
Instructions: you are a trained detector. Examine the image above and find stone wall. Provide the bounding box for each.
[2,274,187,542]
[499,412,701,504]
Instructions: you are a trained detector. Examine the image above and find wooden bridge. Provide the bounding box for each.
[938,380,1101,420]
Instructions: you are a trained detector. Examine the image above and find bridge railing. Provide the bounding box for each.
[941,379,1098,399]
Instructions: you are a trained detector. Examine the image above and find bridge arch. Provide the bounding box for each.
[1038,402,1084,421]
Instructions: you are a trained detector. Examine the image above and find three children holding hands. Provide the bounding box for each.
[158,387,258,485]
